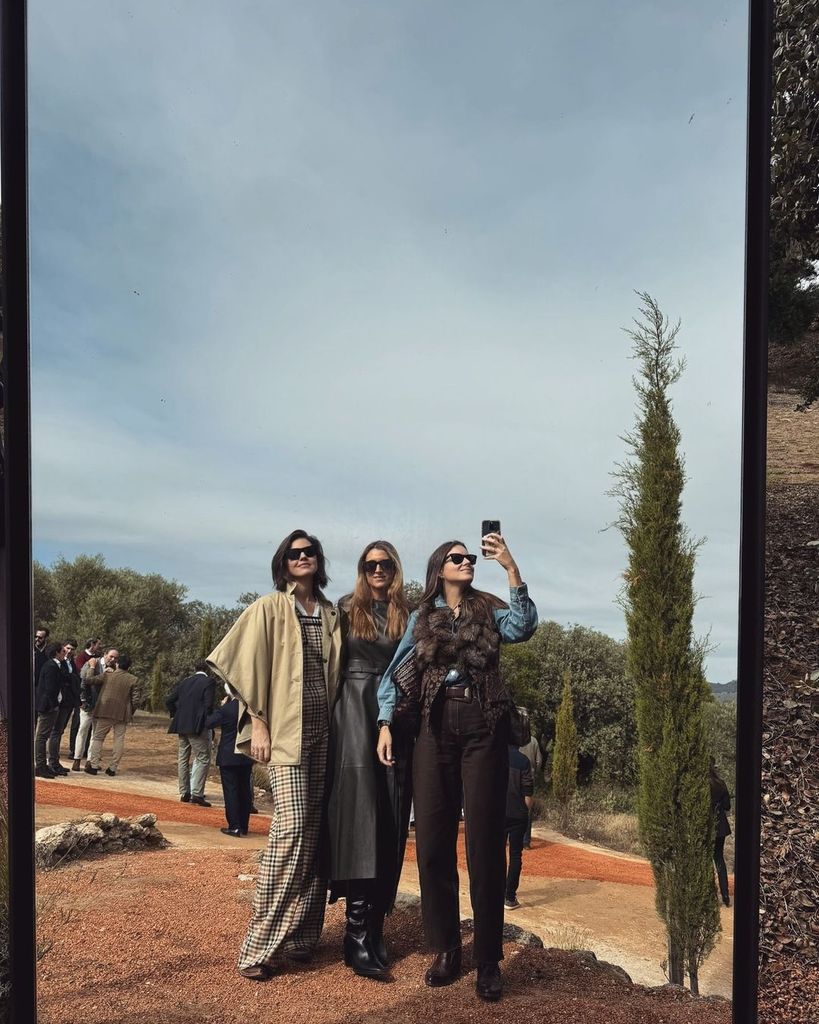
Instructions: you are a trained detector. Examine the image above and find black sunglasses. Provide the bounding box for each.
[445,552,477,566]
[364,558,395,574]
[286,545,317,562]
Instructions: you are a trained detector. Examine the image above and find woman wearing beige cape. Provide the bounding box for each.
[207,529,342,981]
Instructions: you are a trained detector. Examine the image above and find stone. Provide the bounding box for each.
[133,813,157,827]
[99,813,119,830]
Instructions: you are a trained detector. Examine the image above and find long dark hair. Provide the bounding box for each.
[345,540,410,641]
[271,529,330,594]
[418,539,507,625]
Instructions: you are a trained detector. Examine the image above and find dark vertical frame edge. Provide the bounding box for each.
[732,0,772,1022]
[1,0,37,1021]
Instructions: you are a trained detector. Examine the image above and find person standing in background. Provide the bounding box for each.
[504,745,534,910]
[166,660,217,806]
[710,758,732,907]
[72,647,118,771]
[70,638,102,755]
[207,687,254,837]
[518,733,542,848]
[33,628,50,692]
[47,639,80,773]
[85,653,140,776]
[34,642,66,778]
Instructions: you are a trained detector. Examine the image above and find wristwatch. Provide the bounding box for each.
[377,720,391,729]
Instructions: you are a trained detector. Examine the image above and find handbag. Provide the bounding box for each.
[390,652,421,740]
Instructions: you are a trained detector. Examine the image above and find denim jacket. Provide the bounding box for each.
[376,584,537,723]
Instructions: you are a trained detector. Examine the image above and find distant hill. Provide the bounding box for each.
[709,679,737,703]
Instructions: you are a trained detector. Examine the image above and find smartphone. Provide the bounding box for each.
[481,520,501,557]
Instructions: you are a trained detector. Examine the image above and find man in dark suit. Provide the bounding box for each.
[48,639,80,773]
[166,660,216,807]
[34,641,66,778]
[206,689,254,837]
[33,627,50,690]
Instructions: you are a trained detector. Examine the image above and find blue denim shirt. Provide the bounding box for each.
[376,584,538,723]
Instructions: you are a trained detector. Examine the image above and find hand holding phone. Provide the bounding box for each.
[481,520,501,557]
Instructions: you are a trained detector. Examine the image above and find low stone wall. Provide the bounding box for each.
[35,812,168,869]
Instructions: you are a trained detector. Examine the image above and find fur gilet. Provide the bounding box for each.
[413,604,511,732]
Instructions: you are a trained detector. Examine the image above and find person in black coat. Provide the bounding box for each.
[710,758,732,907]
[166,660,216,806]
[206,688,254,837]
[34,642,66,777]
[48,639,81,773]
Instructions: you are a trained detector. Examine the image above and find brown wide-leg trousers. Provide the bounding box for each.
[412,696,509,964]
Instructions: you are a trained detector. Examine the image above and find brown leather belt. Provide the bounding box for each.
[445,684,473,702]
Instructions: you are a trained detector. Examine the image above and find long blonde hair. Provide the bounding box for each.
[346,540,410,641]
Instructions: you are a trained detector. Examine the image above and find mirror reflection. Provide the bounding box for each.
[28,2,746,1018]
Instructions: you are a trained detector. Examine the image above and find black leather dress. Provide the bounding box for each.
[326,602,414,912]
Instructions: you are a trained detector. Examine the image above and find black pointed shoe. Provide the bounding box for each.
[475,962,502,1001]
[190,795,212,807]
[84,764,99,775]
[220,828,242,838]
[424,947,462,987]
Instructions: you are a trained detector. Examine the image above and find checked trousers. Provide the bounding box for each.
[237,733,328,969]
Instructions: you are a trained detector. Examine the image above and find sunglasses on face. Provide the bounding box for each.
[286,545,317,562]
[364,558,395,575]
[445,552,478,566]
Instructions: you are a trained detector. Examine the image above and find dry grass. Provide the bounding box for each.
[541,922,595,951]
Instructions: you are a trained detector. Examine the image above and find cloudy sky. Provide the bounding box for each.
[28,1,748,682]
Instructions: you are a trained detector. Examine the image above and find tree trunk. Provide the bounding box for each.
[689,962,699,995]
[667,937,684,986]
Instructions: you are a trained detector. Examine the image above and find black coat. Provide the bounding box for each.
[35,660,64,715]
[166,672,216,735]
[710,773,732,838]
[33,646,49,689]
[205,699,253,768]
[59,660,81,710]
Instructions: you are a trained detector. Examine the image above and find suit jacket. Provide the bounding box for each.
[60,659,81,710]
[33,646,49,689]
[205,698,253,768]
[92,669,140,723]
[35,660,64,715]
[166,672,216,736]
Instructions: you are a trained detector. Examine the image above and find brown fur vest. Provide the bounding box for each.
[413,604,511,731]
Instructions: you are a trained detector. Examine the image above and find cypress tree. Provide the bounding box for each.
[551,670,579,805]
[611,293,720,991]
[199,614,214,660]
[149,657,163,713]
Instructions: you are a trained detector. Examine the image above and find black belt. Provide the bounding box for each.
[346,660,383,675]
[444,683,473,702]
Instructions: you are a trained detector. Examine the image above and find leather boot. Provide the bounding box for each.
[343,896,388,980]
[368,905,388,968]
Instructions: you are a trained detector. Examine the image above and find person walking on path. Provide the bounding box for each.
[166,661,217,806]
[504,745,534,910]
[206,688,254,837]
[710,758,732,907]
[376,533,537,1003]
[206,529,342,981]
[85,654,140,776]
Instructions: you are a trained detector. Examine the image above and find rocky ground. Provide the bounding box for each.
[757,386,819,1024]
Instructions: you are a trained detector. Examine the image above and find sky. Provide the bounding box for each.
[27,0,748,682]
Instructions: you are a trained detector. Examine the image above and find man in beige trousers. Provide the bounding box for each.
[85,654,140,777]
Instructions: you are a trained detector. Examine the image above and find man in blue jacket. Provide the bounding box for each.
[206,687,254,837]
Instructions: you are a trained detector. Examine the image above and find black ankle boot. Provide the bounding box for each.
[368,906,388,968]
[343,896,388,980]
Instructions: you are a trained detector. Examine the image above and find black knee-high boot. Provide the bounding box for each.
[368,902,388,968]
[344,882,388,980]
